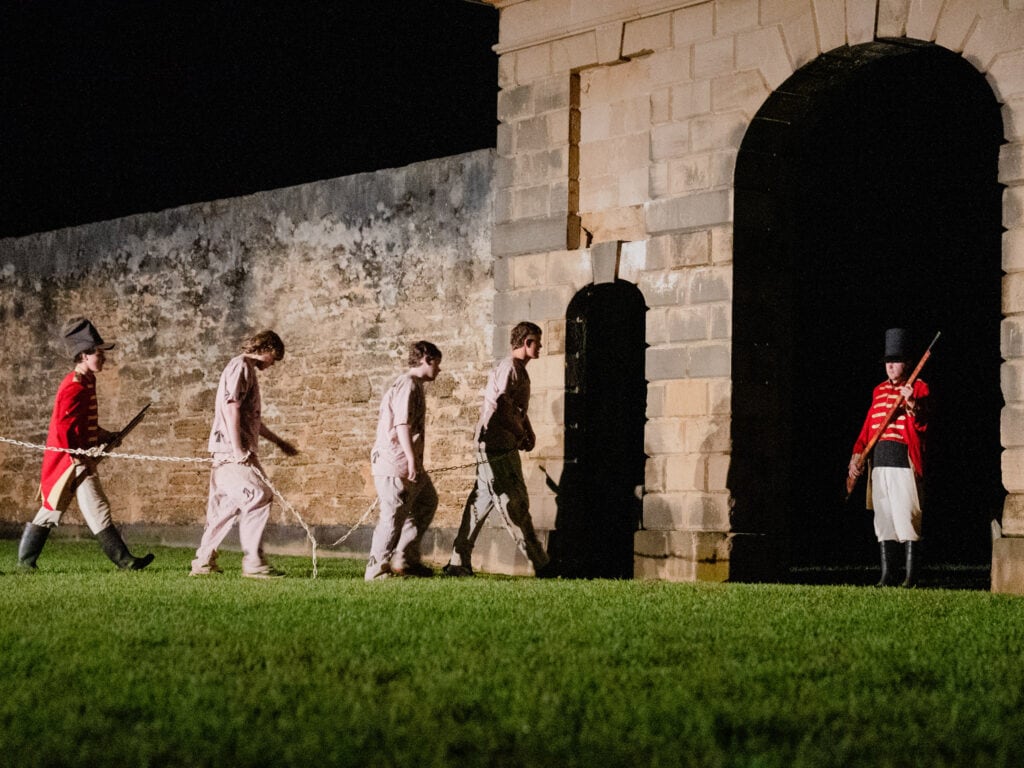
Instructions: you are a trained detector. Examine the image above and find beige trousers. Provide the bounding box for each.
[32,467,113,534]
[191,457,273,573]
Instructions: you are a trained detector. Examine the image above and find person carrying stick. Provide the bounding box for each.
[848,328,931,587]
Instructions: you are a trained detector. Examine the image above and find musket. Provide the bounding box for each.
[846,332,940,498]
[94,402,152,463]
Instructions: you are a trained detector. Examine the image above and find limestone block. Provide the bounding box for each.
[686,491,731,530]
[651,122,692,161]
[690,342,733,377]
[580,103,612,143]
[597,22,626,64]
[664,453,706,491]
[646,307,672,345]
[497,83,533,123]
[712,70,770,116]
[761,0,815,24]
[580,134,648,177]
[668,155,713,194]
[876,0,910,38]
[551,31,600,73]
[645,454,668,494]
[492,217,567,258]
[964,11,1024,72]
[535,75,573,114]
[1002,98,1024,143]
[906,0,943,40]
[642,490,687,529]
[846,0,877,45]
[707,452,731,491]
[710,304,731,339]
[662,378,710,416]
[990,52,1024,103]
[1004,447,1024,495]
[1002,405,1024,449]
[1005,229,1024,276]
[547,249,593,288]
[672,3,715,45]
[623,12,673,57]
[684,415,732,453]
[782,10,822,69]
[717,0,760,34]
[646,189,733,233]
[1002,494,1024,536]
[936,0,1005,54]
[646,381,667,419]
[517,113,561,153]
[652,88,671,125]
[1001,315,1024,360]
[646,48,694,87]
[688,266,733,304]
[1005,269,1024,316]
[1002,358,1024,404]
[517,43,553,83]
[637,269,687,306]
[648,230,710,267]
[514,185,553,221]
[736,27,793,91]
[620,166,652,207]
[992,535,1024,593]
[511,252,549,289]
[691,111,749,152]
[516,148,570,188]
[646,417,688,456]
[1006,188,1024,232]
[619,239,653,281]
[812,0,846,51]
[1000,142,1024,185]
[694,37,736,80]
[580,175,621,212]
[580,205,647,243]
[709,379,732,415]
[647,346,688,382]
[668,306,711,341]
[498,53,517,90]
[672,80,713,121]
[528,354,565,392]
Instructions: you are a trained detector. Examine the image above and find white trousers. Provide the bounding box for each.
[192,457,273,572]
[365,473,438,580]
[869,466,922,543]
[32,468,113,534]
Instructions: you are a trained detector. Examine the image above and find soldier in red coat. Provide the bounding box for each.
[848,328,929,587]
[17,318,154,570]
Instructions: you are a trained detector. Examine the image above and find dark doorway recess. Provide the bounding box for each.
[546,280,647,578]
[732,40,1004,583]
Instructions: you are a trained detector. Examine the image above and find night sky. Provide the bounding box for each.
[0,0,499,238]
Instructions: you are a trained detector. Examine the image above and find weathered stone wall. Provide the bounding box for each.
[0,150,496,551]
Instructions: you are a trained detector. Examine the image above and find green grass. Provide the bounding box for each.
[3,540,1024,768]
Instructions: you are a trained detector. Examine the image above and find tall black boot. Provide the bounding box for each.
[876,540,899,587]
[902,540,921,588]
[17,522,50,570]
[96,525,154,571]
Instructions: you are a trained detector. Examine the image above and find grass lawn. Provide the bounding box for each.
[2,540,1024,768]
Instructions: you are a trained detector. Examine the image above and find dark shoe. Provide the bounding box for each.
[876,540,899,587]
[441,563,474,577]
[17,522,50,570]
[96,525,154,571]
[394,562,434,578]
[902,540,921,588]
[535,560,560,579]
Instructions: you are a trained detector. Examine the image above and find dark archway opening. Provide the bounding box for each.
[546,280,647,578]
[732,40,1004,586]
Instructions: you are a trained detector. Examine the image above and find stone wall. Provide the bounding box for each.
[0,150,497,558]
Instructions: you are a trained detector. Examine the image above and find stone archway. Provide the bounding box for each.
[731,40,1004,582]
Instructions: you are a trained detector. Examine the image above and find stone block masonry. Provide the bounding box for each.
[0,151,498,541]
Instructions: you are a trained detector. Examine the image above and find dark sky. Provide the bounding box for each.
[0,0,499,238]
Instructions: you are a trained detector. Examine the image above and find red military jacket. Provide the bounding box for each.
[852,378,929,477]
[39,370,100,510]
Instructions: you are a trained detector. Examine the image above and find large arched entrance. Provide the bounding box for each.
[731,40,1004,583]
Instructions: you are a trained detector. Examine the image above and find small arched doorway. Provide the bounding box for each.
[546,278,647,578]
[731,40,1004,583]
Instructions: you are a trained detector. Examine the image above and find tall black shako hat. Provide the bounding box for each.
[63,317,115,359]
[882,328,912,363]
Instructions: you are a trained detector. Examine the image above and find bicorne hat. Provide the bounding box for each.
[63,317,115,359]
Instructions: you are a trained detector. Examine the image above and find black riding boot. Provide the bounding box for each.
[17,522,50,569]
[876,540,900,587]
[902,540,921,588]
[96,525,154,570]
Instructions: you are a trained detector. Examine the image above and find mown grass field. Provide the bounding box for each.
[2,539,1024,768]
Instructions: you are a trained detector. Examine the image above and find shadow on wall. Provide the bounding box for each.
[546,280,647,579]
